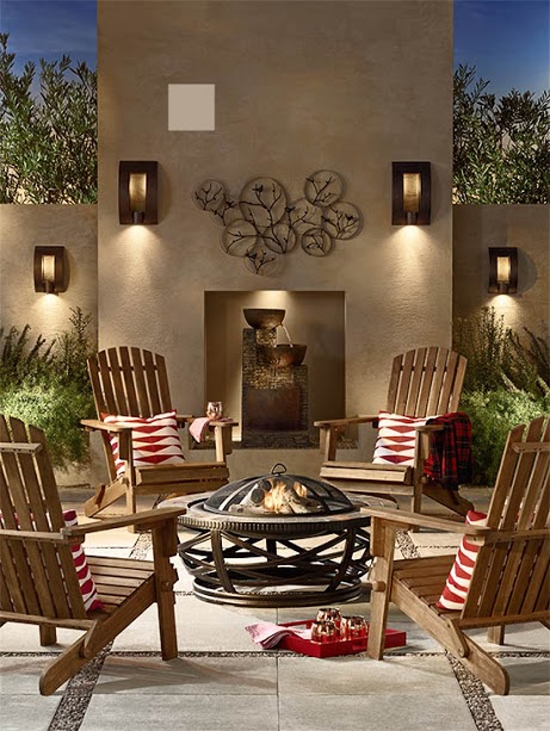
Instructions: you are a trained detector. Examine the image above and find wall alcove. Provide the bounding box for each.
[205,291,345,445]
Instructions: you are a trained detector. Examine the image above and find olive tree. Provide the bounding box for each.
[453,64,550,204]
[0,33,97,204]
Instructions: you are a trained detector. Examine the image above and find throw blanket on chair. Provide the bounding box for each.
[423,412,473,490]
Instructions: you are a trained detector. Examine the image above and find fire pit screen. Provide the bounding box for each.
[178,465,372,607]
[204,463,354,516]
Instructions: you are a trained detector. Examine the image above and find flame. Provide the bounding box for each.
[263,480,286,512]
[262,480,308,513]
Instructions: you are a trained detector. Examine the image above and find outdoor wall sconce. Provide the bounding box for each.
[392,162,431,225]
[119,161,158,224]
[34,246,69,294]
[488,247,518,294]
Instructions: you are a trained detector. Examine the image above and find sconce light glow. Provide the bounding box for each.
[392,162,431,225]
[34,246,69,294]
[488,247,518,294]
[119,161,158,224]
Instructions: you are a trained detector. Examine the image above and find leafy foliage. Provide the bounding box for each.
[454,307,549,485]
[453,64,550,204]
[0,33,97,203]
[460,389,550,486]
[0,309,96,467]
[454,307,549,398]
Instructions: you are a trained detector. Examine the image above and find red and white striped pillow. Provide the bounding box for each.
[436,510,488,611]
[62,509,103,611]
[103,410,185,478]
[0,509,103,612]
[372,411,436,467]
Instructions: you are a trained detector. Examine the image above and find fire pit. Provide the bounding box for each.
[178,465,372,607]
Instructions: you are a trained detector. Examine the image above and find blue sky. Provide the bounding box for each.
[0,0,548,99]
[454,0,550,98]
[0,0,97,72]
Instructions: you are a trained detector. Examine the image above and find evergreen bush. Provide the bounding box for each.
[0,309,95,468]
[454,307,549,485]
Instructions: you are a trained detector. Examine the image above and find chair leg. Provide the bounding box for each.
[366,522,395,660]
[459,634,510,695]
[39,625,57,646]
[152,524,179,660]
[84,480,127,517]
[487,625,505,645]
[421,481,474,517]
[40,635,90,695]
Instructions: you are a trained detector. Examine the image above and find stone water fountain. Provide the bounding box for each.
[241,308,311,448]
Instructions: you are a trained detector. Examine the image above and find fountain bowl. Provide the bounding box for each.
[243,308,286,329]
[260,344,307,367]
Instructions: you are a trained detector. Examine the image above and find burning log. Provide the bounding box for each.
[229,478,324,515]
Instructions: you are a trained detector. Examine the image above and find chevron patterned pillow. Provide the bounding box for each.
[372,411,436,466]
[103,410,185,478]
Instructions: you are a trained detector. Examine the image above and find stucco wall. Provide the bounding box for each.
[98,0,454,419]
[0,205,98,342]
[453,205,549,341]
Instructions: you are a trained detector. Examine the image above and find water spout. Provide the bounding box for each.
[278,324,294,347]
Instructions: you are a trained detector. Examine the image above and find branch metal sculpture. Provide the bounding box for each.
[193,170,362,275]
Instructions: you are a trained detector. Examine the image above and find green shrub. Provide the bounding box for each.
[0,308,95,468]
[460,389,549,486]
[454,307,549,485]
[0,380,93,466]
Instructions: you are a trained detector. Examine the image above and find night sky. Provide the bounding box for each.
[0,0,97,72]
[454,0,549,97]
[0,0,548,98]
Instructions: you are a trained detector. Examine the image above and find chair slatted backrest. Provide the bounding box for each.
[463,416,550,621]
[88,347,175,480]
[386,347,467,418]
[89,346,173,419]
[0,415,87,621]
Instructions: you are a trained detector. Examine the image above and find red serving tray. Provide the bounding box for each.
[278,620,406,658]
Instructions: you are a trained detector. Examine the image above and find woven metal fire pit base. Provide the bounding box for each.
[178,501,372,607]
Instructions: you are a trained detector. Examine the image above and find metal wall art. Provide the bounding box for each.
[193,171,362,275]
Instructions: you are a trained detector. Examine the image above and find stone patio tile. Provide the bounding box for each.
[0,696,61,731]
[278,692,476,731]
[468,623,550,652]
[488,655,550,696]
[0,656,67,695]
[0,625,85,653]
[111,595,276,652]
[491,696,550,731]
[278,654,459,695]
[80,694,279,731]
[94,655,277,695]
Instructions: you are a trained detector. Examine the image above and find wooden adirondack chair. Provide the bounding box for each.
[365,416,550,695]
[82,346,236,519]
[0,415,185,695]
[315,346,473,516]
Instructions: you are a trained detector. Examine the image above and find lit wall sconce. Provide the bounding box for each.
[488,247,518,294]
[119,161,158,224]
[34,246,69,294]
[392,162,431,225]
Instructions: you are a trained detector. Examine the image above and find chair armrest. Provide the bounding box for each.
[176,414,194,425]
[361,507,489,536]
[209,419,238,428]
[314,415,379,428]
[414,424,445,433]
[80,418,132,434]
[60,507,185,537]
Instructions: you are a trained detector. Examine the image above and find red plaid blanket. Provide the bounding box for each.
[423,412,473,489]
